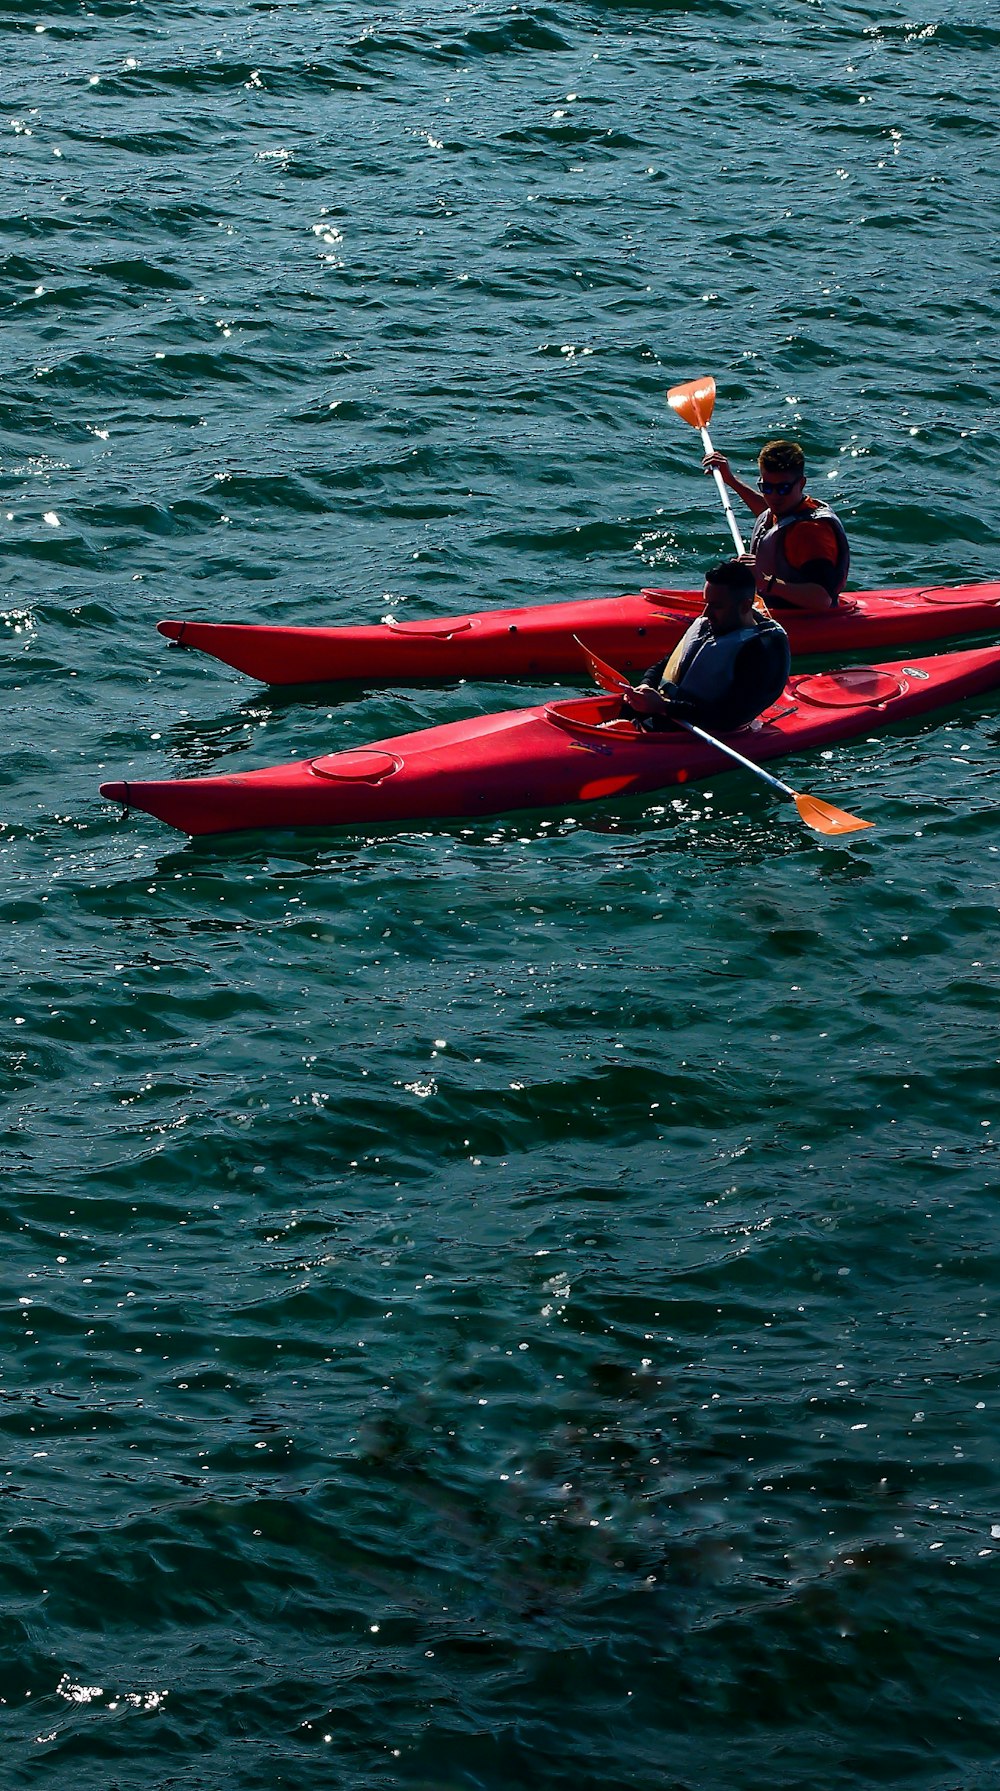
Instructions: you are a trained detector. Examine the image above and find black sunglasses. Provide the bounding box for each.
[757,475,802,496]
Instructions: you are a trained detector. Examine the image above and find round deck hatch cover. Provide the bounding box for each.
[920,585,992,605]
[385,617,473,637]
[311,749,401,782]
[794,667,904,707]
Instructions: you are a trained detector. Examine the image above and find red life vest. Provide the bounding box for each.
[750,497,850,597]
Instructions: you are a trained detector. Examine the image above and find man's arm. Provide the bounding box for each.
[701,451,768,517]
[763,574,835,613]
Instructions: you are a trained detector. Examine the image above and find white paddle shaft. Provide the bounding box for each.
[674,715,795,797]
[700,425,746,556]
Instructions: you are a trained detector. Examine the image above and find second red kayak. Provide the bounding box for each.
[156,582,1000,686]
[100,642,1000,836]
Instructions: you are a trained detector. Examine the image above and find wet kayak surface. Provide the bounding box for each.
[155,583,1000,684]
[4,1,1000,1788]
[99,645,1000,834]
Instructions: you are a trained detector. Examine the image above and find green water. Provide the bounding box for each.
[3,3,1000,1785]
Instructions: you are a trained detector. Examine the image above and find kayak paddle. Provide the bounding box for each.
[667,375,747,557]
[573,636,629,692]
[573,637,873,838]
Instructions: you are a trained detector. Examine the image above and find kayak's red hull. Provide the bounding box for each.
[101,644,1000,836]
[156,584,1000,685]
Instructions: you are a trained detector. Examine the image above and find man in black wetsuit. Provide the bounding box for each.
[622,558,790,732]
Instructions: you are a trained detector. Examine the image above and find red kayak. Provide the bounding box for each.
[156,582,1000,686]
[101,643,1000,837]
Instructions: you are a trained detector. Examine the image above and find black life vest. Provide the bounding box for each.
[657,613,790,729]
[662,616,760,700]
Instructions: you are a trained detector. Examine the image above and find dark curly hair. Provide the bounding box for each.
[705,559,756,601]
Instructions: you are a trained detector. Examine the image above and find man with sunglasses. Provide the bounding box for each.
[702,439,849,613]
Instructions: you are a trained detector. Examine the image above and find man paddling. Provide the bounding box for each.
[622,558,790,732]
[702,439,850,613]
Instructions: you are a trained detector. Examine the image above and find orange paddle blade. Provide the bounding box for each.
[667,376,716,431]
[573,635,628,692]
[793,792,873,836]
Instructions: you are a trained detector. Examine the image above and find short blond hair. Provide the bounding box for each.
[759,439,805,476]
